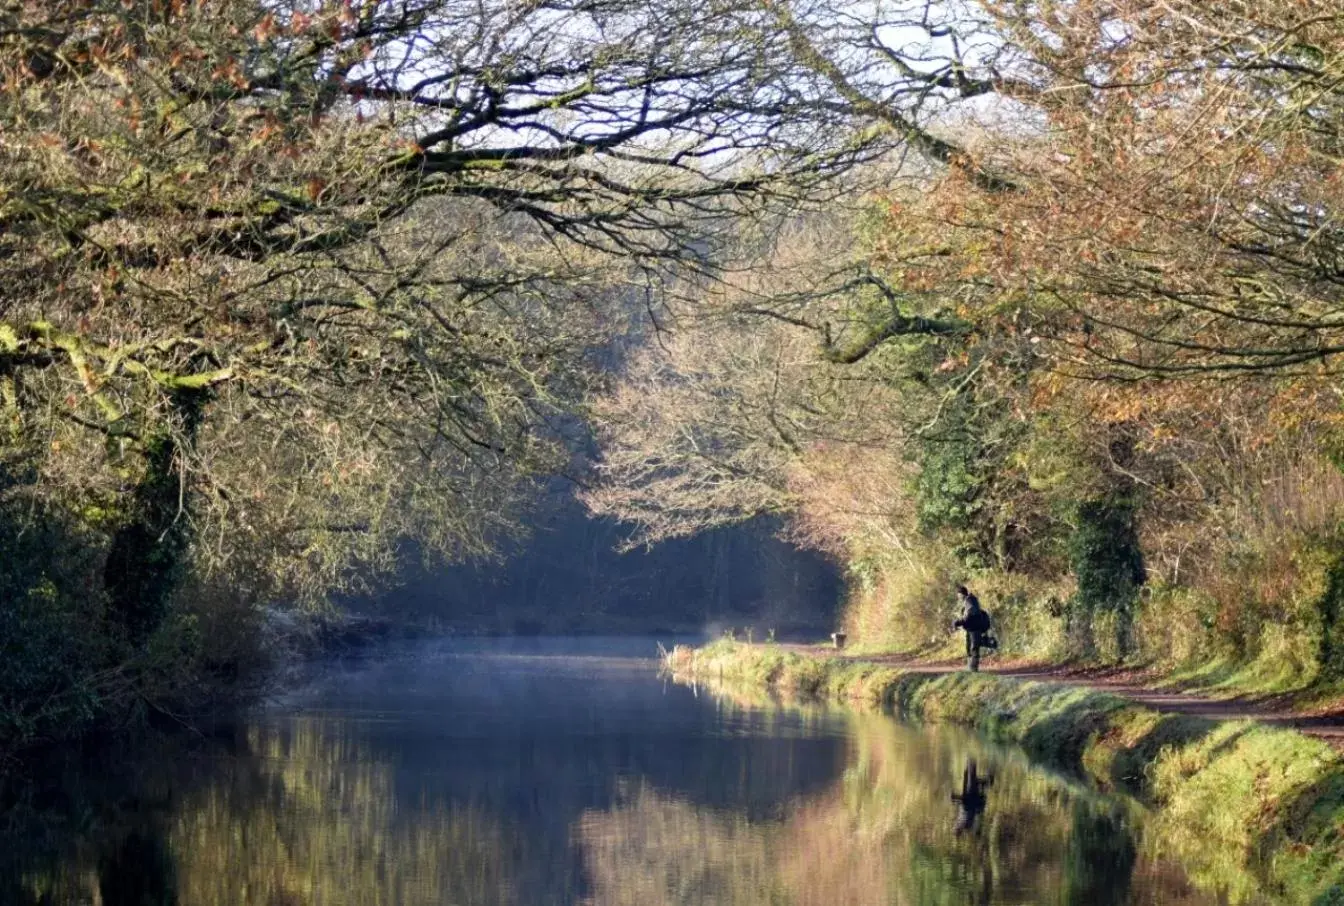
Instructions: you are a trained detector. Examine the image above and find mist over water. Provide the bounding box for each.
[4,638,1255,905]
[371,512,843,638]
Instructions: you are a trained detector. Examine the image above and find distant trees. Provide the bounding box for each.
[377,499,841,636]
[584,220,919,547]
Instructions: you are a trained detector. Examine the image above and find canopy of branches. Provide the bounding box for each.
[587,1,1344,671]
[0,0,877,608]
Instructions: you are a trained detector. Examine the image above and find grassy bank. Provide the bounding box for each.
[666,640,1344,905]
[836,548,1344,713]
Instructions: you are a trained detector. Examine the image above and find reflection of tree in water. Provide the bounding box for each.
[4,720,522,906]
[99,829,178,906]
[1062,806,1137,906]
[5,680,847,905]
[2,733,185,906]
[169,719,519,906]
[575,715,1230,906]
[3,706,1259,906]
[3,832,177,906]
[576,782,784,906]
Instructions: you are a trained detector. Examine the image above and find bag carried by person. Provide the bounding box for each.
[967,608,998,651]
[965,608,991,634]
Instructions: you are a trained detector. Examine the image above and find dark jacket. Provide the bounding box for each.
[956,595,990,633]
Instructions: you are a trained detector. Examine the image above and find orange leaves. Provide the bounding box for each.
[253,13,279,42]
[209,57,248,90]
[1085,385,1151,425]
[152,0,190,19]
[874,0,1344,381]
[250,116,284,147]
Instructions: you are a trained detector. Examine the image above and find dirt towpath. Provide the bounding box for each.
[783,644,1344,746]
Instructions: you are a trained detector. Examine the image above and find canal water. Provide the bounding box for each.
[3,637,1248,904]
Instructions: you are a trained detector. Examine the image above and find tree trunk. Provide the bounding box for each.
[103,390,205,647]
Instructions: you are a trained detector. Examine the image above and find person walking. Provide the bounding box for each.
[953,585,992,672]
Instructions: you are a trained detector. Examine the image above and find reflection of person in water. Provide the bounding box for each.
[951,759,992,835]
[98,828,177,906]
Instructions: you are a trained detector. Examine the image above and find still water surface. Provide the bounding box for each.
[5,637,1242,905]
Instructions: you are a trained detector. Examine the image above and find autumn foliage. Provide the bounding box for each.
[591,1,1344,681]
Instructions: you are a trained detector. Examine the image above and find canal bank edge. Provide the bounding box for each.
[664,640,1344,906]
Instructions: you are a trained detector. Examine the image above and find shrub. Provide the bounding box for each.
[1068,495,1145,659]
